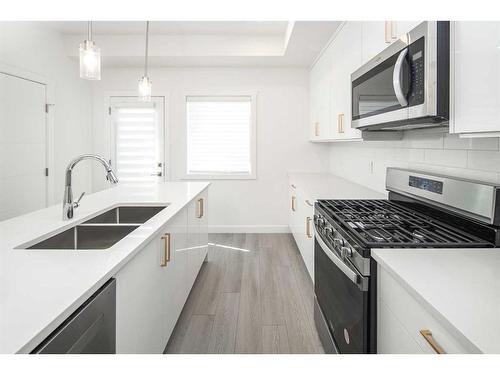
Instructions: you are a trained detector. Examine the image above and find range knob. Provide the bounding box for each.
[333,238,344,250]
[324,226,333,236]
[317,217,325,227]
[341,246,353,258]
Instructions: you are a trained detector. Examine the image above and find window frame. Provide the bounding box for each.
[182,90,257,180]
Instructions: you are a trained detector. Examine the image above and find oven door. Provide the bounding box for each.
[314,232,369,354]
[351,37,410,130]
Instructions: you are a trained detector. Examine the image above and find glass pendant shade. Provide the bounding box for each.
[79,40,101,80]
[138,76,152,102]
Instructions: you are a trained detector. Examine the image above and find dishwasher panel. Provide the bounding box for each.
[32,278,116,354]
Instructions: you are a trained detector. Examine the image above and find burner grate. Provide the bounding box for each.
[320,199,491,248]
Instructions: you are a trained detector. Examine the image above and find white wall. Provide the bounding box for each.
[0,22,93,204]
[90,67,330,232]
[328,129,500,193]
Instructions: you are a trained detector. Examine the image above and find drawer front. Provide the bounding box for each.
[377,299,424,354]
[378,265,474,354]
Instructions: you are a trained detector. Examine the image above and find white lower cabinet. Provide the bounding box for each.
[377,265,473,354]
[288,183,314,281]
[115,190,208,353]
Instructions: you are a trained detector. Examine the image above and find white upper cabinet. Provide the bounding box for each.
[310,42,333,141]
[361,21,422,64]
[330,21,363,141]
[362,22,393,64]
[451,22,500,136]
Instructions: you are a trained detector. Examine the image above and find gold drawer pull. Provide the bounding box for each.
[291,196,297,212]
[291,184,296,189]
[420,329,445,354]
[197,198,204,218]
[305,199,314,207]
[314,122,320,137]
[306,217,312,238]
[161,233,171,267]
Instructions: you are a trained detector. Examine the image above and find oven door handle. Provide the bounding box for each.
[315,229,367,291]
[393,48,409,107]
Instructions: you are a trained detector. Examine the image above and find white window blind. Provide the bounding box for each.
[113,103,159,185]
[186,96,253,176]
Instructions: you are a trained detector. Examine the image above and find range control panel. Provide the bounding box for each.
[409,175,443,194]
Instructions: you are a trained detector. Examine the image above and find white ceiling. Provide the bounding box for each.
[46,21,290,36]
[43,21,341,68]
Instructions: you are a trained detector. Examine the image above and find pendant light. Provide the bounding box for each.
[138,21,152,102]
[79,21,101,80]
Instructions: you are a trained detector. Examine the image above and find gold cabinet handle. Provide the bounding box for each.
[338,113,345,133]
[314,122,320,137]
[160,233,171,267]
[291,196,297,212]
[306,217,312,238]
[385,21,396,43]
[196,198,204,218]
[290,184,296,189]
[420,329,445,354]
[305,199,314,207]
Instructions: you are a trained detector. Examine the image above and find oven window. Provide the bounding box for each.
[352,48,410,120]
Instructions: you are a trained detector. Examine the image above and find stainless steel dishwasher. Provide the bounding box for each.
[32,279,116,354]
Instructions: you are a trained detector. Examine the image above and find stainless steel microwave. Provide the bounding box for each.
[351,21,450,131]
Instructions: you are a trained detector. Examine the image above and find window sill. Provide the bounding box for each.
[181,173,256,180]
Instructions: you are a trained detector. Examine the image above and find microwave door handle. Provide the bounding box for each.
[393,48,409,107]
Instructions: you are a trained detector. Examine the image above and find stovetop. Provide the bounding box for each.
[317,199,493,249]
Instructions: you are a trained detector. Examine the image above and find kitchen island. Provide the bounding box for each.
[0,182,209,354]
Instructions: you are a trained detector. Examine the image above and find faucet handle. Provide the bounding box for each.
[74,192,85,208]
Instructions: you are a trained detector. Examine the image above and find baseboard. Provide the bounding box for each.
[208,225,290,233]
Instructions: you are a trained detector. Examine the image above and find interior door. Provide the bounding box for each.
[109,96,165,186]
[0,72,47,221]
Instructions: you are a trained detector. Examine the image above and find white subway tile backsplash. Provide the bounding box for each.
[328,129,500,191]
[405,129,445,149]
[467,151,500,172]
[423,149,467,168]
[443,134,499,151]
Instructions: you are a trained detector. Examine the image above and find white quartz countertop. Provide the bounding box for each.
[0,182,209,354]
[372,248,500,354]
[288,172,386,200]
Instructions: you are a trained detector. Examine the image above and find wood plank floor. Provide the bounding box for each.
[165,233,324,354]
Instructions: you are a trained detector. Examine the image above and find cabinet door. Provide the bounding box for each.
[310,43,333,141]
[330,22,363,141]
[163,209,188,341]
[115,233,168,353]
[395,21,422,37]
[362,21,392,64]
[452,22,500,135]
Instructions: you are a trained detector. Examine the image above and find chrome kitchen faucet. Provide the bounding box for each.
[63,154,119,220]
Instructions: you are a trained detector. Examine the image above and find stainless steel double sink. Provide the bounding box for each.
[25,205,167,250]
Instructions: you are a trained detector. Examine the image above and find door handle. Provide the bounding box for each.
[393,48,409,107]
[314,122,320,137]
[338,113,345,134]
[306,217,312,238]
[160,233,171,267]
[291,196,297,212]
[196,198,204,218]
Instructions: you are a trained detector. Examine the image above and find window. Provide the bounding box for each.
[186,95,256,179]
[110,97,165,186]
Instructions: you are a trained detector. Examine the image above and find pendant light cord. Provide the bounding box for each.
[144,21,150,77]
[87,21,92,41]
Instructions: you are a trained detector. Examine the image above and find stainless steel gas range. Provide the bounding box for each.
[313,168,500,354]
